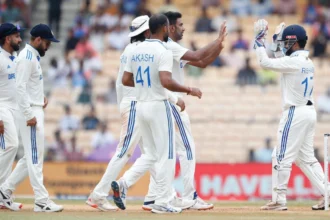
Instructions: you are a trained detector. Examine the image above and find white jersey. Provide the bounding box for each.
[124,39,173,102]
[256,48,314,110]
[0,48,18,115]
[166,38,189,97]
[16,44,44,120]
[116,42,141,105]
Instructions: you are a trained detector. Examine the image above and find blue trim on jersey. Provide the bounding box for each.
[118,101,137,158]
[31,126,38,164]
[278,106,295,162]
[0,134,5,150]
[26,50,32,60]
[170,103,193,160]
[164,101,174,159]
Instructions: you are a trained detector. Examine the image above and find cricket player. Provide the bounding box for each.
[254,19,329,211]
[111,14,202,214]
[0,24,63,212]
[86,15,185,212]
[143,11,227,211]
[0,23,24,210]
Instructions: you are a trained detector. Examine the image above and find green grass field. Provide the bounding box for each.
[1,199,330,220]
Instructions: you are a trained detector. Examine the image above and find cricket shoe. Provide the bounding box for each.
[86,193,118,211]
[260,201,287,211]
[142,200,155,211]
[111,180,127,210]
[312,197,330,210]
[0,189,22,211]
[34,199,63,212]
[151,204,182,214]
[170,196,196,210]
[189,197,214,210]
[0,201,22,210]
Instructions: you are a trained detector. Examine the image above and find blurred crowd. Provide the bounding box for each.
[7,0,328,162]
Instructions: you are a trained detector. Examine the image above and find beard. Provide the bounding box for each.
[285,47,294,56]
[163,33,169,42]
[10,41,20,51]
[36,46,46,57]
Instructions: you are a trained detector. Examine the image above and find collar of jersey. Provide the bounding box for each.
[0,47,17,58]
[25,43,41,57]
[290,50,309,58]
[146,39,163,43]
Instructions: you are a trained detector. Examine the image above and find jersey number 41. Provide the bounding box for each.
[136,66,151,88]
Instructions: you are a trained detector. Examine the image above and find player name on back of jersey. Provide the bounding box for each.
[131,54,155,62]
[301,67,314,74]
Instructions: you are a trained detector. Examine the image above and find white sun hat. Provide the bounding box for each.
[128,15,149,38]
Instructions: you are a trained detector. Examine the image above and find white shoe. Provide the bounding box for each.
[111,180,127,210]
[170,196,196,210]
[260,201,287,211]
[189,197,214,210]
[34,200,64,212]
[151,204,182,214]
[142,201,155,211]
[0,189,22,211]
[86,193,118,211]
[312,197,330,210]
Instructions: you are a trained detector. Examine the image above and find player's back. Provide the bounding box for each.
[281,50,314,109]
[116,42,140,105]
[128,39,173,102]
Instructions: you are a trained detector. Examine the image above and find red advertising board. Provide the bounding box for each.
[174,163,324,200]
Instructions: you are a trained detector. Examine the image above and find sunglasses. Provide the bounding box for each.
[129,20,147,32]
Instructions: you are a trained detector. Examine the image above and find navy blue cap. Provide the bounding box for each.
[0,23,25,38]
[30,24,60,42]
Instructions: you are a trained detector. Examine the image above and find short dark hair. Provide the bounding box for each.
[131,31,146,43]
[163,11,182,25]
[297,40,306,49]
[149,14,168,34]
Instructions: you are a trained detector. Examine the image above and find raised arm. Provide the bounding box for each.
[182,21,227,63]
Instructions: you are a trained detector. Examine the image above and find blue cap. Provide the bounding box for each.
[0,23,25,38]
[30,24,60,42]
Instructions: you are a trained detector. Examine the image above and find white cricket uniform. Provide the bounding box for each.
[120,39,175,206]
[256,48,327,204]
[93,42,142,199]
[0,48,19,185]
[145,38,197,202]
[92,41,179,199]
[1,44,50,203]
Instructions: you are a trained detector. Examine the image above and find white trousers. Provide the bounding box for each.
[272,105,327,203]
[121,100,175,206]
[0,108,19,185]
[93,99,141,199]
[145,103,197,202]
[1,107,49,203]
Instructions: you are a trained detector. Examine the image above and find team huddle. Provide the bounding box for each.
[0,10,328,214]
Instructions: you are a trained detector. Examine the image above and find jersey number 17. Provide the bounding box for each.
[301,76,313,97]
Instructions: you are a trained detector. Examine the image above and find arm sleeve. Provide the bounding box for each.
[167,41,189,62]
[16,57,34,120]
[159,50,173,72]
[166,90,178,104]
[256,47,299,73]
